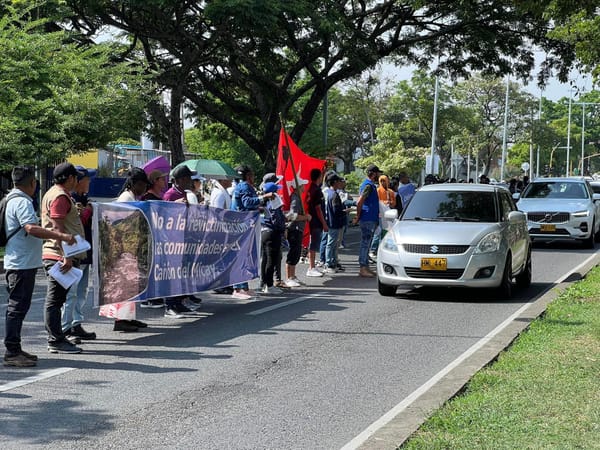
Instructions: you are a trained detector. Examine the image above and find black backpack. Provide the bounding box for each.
[0,192,26,246]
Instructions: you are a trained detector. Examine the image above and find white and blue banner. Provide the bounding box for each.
[92,201,260,307]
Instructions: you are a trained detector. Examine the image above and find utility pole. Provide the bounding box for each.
[566,86,573,177]
[574,101,600,176]
[500,76,510,181]
[429,76,440,175]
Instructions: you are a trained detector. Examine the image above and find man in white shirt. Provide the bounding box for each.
[209,178,232,209]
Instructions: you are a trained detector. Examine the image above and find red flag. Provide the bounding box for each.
[276,128,326,210]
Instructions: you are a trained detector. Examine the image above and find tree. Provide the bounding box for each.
[67,0,576,168]
[0,10,149,170]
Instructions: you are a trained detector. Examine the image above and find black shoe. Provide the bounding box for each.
[48,340,82,354]
[187,294,202,304]
[336,264,345,272]
[68,324,97,340]
[113,320,139,332]
[213,287,234,295]
[66,335,82,345]
[140,299,164,309]
[20,350,38,361]
[129,320,148,328]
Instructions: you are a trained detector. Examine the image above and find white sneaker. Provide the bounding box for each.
[284,278,302,287]
[316,261,325,268]
[291,277,305,285]
[324,266,338,274]
[306,268,324,277]
[232,291,252,300]
[262,285,285,294]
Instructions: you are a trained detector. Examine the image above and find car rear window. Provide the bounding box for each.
[402,191,498,222]
[521,181,588,199]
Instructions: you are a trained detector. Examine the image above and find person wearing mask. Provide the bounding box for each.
[41,163,88,353]
[4,166,76,366]
[100,168,151,332]
[352,164,381,278]
[230,165,275,299]
[61,166,96,342]
[163,165,203,316]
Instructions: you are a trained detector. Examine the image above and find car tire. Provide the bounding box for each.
[515,248,532,289]
[584,221,595,249]
[496,255,512,299]
[378,279,397,297]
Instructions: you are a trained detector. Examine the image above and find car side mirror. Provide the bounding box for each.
[593,193,600,202]
[508,210,526,223]
[384,209,398,221]
[512,192,520,201]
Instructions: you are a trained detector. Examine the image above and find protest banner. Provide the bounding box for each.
[91,201,260,307]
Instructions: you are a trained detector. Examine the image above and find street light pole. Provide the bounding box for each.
[501,76,510,181]
[566,86,572,177]
[581,102,585,175]
[429,76,439,175]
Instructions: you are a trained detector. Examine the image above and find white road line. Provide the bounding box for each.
[0,367,75,393]
[341,252,598,450]
[247,294,322,315]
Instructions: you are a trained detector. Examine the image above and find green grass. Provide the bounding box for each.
[401,267,600,449]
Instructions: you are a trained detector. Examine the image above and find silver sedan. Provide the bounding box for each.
[377,183,531,298]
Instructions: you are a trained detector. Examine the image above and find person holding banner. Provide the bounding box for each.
[230,165,275,299]
[259,182,287,294]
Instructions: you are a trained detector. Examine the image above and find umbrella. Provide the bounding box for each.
[142,156,171,176]
[172,159,237,179]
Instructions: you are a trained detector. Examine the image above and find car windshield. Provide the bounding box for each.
[520,181,589,199]
[402,191,498,223]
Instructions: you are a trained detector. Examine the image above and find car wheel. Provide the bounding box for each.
[378,279,397,297]
[515,248,532,289]
[496,255,512,299]
[584,221,595,249]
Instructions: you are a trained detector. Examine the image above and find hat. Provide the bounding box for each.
[326,173,342,186]
[290,176,309,188]
[53,162,85,182]
[148,169,169,184]
[262,172,284,184]
[191,173,206,182]
[366,164,382,174]
[74,165,90,181]
[172,165,197,179]
[263,182,282,193]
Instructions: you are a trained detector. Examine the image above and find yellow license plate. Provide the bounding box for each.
[421,257,447,271]
[540,224,556,232]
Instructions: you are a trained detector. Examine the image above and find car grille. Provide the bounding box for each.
[526,212,570,223]
[529,228,570,235]
[403,244,469,254]
[404,267,465,279]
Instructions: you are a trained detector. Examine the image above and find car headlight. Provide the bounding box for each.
[382,235,398,252]
[475,231,501,254]
[572,210,590,217]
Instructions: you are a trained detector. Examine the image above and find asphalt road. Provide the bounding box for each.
[0,231,595,449]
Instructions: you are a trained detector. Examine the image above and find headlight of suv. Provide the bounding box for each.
[475,231,501,254]
[572,210,590,217]
[382,234,398,252]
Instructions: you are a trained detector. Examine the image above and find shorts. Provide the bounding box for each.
[309,227,323,252]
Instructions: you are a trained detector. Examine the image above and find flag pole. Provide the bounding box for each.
[279,113,304,214]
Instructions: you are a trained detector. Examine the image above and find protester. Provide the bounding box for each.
[370,174,396,258]
[259,181,287,294]
[305,168,328,277]
[209,177,232,209]
[190,173,205,204]
[230,165,275,298]
[338,177,355,250]
[260,173,288,290]
[100,167,151,332]
[397,171,416,210]
[324,173,345,274]
[352,164,381,278]
[3,166,76,366]
[61,166,96,341]
[140,169,169,308]
[284,176,311,287]
[41,163,88,354]
[163,165,203,315]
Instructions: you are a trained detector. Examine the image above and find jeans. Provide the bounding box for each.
[61,263,89,332]
[260,229,282,287]
[43,260,72,344]
[4,269,37,355]
[359,221,377,267]
[319,230,328,263]
[370,220,382,253]
[325,227,341,268]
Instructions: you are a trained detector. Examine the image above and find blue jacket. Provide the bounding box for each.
[359,178,379,222]
[324,187,345,229]
[231,181,261,211]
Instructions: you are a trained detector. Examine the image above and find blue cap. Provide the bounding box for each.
[263,182,282,193]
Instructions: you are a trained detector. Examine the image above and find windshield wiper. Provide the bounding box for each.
[412,216,443,221]
[437,216,481,222]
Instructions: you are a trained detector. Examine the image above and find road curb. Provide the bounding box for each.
[358,252,600,449]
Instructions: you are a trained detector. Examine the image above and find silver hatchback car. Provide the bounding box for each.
[377,184,531,298]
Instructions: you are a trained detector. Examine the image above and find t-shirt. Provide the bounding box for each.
[306,182,324,229]
[4,190,43,270]
[117,190,137,202]
[209,183,231,209]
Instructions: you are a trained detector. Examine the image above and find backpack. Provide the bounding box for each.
[0,192,26,246]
